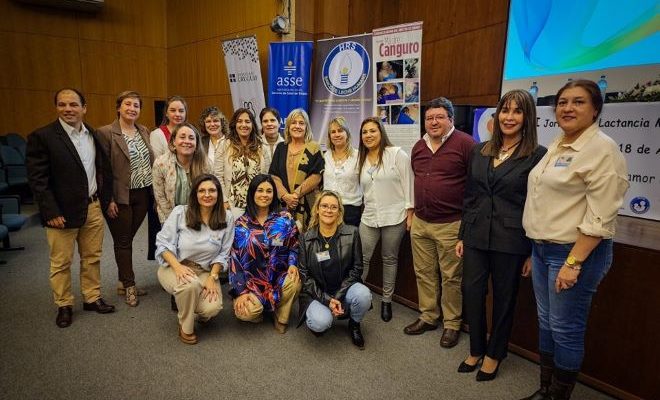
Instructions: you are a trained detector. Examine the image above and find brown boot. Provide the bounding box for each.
[549,368,578,400]
[125,286,138,307]
[520,352,553,400]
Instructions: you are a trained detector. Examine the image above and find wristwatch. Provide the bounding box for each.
[565,255,582,270]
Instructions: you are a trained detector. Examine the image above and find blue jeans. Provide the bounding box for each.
[306,283,372,333]
[531,239,613,371]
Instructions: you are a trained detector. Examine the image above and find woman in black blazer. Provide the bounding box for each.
[455,89,546,381]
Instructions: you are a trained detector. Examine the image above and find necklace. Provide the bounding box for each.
[497,139,522,161]
[320,235,331,249]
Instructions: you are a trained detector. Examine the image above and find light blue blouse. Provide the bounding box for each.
[156,205,235,271]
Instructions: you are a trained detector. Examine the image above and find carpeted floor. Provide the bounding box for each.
[0,209,613,400]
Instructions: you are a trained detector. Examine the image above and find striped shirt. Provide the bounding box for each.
[123,132,152,189]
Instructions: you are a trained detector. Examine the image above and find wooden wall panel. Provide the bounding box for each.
[451,0,508,34]
[446,24,506,99]
[135,0,167,48]
[0,1,78,37]
[77,0,166,47]
[296,0,316,35]
[0,89,55,136]
[422,38,453,101]
[196,0,245,41]
[0,0,168,136]
[196,38,229,97]
[0,31,82,92]
[79,41,167,98]
[166,0,199,48]
[84,94,118,128]
[167,44,199,98]
[244,0,277,30]
[398,0,454,43]
[77,1,136,44]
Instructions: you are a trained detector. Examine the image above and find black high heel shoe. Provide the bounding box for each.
[457,356,483,373]
[476,360,501,382]
[381,301,392,322]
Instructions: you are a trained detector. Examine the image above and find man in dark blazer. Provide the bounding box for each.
[404,97,476,348]
[26,88,115,328]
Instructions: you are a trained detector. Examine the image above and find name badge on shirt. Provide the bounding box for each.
[554,156,573,168]
[271,238,284,247]
[316,251,331,262]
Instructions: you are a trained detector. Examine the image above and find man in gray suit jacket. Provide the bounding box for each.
[26,88,115,328]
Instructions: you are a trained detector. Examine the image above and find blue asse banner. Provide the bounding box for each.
[268,42,314,120]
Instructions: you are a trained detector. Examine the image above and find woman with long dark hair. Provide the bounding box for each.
[358,117,413,322]
[213,108,271,218]
[455,89,546,381]
[156,174,234,344]
[229,174,301,333]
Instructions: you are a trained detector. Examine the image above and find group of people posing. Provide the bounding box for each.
[26,79,628,400]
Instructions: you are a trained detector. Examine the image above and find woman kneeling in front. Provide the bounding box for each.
[229,174,301,333]
[156,174,234,344]
[297,191,372,349]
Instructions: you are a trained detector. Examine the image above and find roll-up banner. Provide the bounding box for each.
[372,21,423,156]
[473,102,660,221]
[309,34,373,150]
[222,36,266,118]
[268,42,314,123]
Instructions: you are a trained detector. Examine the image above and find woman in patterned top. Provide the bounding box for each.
[97,91,155,307]
[269,108,324,231]
[229,174,301,334]
[213,108,271,219]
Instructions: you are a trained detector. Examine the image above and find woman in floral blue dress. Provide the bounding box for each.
[229,174,302,333]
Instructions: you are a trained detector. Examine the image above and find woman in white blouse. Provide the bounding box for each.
[199,106,229,166]
[156,174,234,345]
[322,116,362,226]
[358,117,414,322]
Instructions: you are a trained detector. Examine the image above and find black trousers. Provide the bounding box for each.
[105,187,150,287]
[462,246,527,360]
[343,204,363,227]
[146,188,160,260]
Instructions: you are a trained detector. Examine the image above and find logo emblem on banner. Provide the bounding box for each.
[630,196,650,214]
[322,41,370,96]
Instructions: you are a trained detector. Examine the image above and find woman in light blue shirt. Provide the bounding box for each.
[156,174,234,345]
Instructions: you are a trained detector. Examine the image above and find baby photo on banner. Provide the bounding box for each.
[373,21,423,155]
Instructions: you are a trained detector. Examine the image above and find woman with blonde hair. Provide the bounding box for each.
[297,191,371,348]
[322,117,362,226]
[269,108,324,230]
